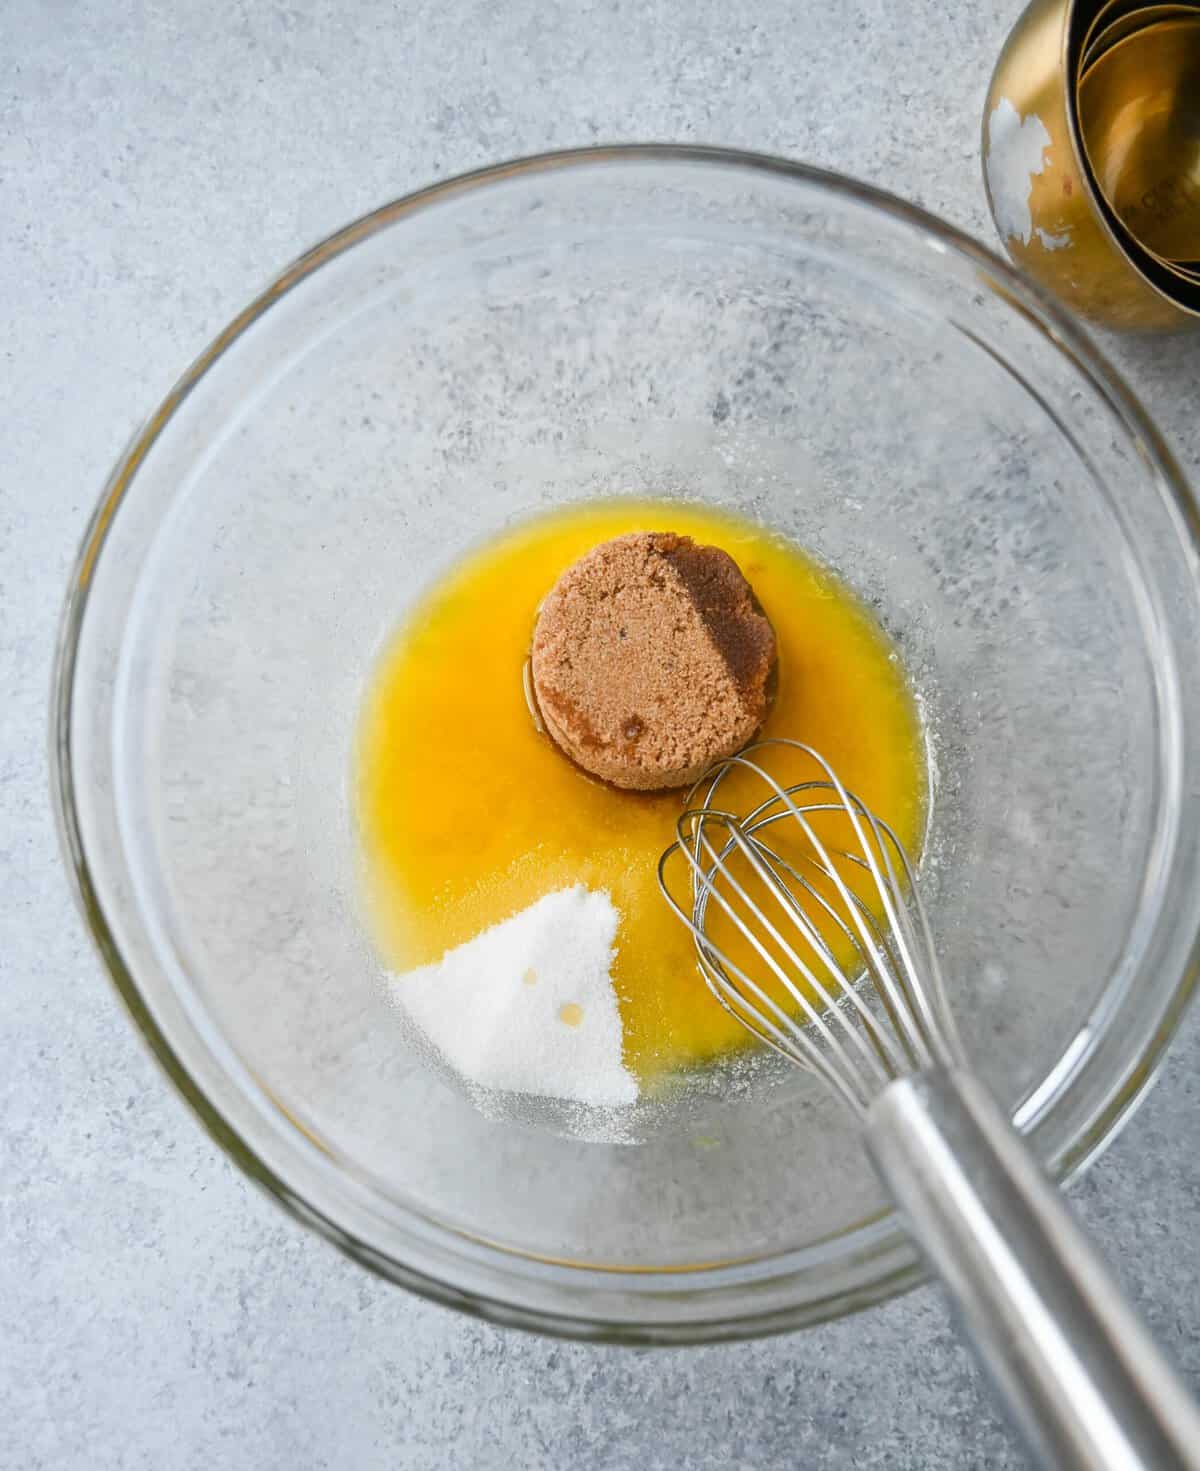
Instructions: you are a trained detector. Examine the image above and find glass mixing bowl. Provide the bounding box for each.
[53,147,1200,1342]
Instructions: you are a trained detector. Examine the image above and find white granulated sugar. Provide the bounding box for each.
[390,885,638,1108]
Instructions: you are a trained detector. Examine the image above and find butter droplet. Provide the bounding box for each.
[558,1002,584,1027]
[522,967,537,987]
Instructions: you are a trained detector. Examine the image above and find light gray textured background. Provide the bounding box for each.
[3,3,1199,1467]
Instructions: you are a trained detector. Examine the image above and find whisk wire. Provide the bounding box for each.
[740,833,916,1076]
[714,749,934,1072]
[775,762,939,1074]
[712,825,901,1093]
[672,811,891,1105]
[659,739,963,1114]
[665,814,890,1111]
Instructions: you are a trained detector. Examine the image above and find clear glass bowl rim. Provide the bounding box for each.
[50,144,1200,1345]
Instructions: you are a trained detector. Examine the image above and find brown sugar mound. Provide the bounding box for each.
[530,532,778,791]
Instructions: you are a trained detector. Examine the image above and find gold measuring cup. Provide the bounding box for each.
[983,0,1200,329]
[1077,17,1200,263]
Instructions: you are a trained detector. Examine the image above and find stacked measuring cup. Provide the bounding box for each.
[1078,1,1200,284]
[985,0,1200,330]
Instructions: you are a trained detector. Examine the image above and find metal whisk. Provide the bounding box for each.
[659,740,1200,1471]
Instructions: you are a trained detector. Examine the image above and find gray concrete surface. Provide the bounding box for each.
[3,2,1199,1467]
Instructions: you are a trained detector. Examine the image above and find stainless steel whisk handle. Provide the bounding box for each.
[868,1069,1200,1471]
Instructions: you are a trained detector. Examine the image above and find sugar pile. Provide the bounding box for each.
[389,885,639,1108]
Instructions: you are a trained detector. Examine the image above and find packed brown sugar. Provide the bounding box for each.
[531,531,777,791]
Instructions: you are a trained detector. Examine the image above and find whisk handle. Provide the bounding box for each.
[867,1068,1200,1471]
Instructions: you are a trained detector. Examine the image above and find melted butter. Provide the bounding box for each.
[355,501,926,1083]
